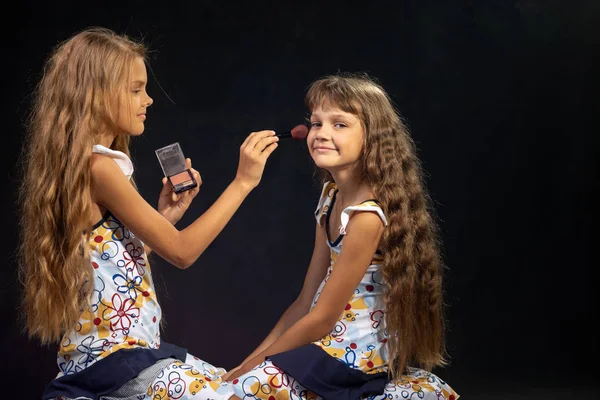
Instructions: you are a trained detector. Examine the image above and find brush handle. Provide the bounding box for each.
[275,130,292,139]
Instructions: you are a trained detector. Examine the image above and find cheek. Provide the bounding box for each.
[350,133,364,152]
[306,132,316,147]
[117,113,128,128]
[355,138,365,152]
[129,99,138,113]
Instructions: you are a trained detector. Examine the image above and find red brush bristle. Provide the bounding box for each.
[291,124,309,140]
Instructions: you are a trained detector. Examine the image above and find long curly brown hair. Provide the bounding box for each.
[18,27,146,344]
[306,73,447,378]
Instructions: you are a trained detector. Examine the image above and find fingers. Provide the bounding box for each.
[245,136,279,161]
[260,141,279,160]
[184,159,202,187]
[190,168,202,186]
[242,130,276,152]
[176,169,202,201]
[159,176,172,198]
[189,168,201,197]
[257,135,279,153]
[239,131,257,151]
[183,159,201,196]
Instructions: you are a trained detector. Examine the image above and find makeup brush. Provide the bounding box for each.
[276,124,308,140]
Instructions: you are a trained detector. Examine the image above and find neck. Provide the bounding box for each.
[330,167,373,207]
[97,133,116,148]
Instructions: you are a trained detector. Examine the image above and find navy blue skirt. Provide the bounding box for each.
[268,344,388,400]
[43,342,187,400]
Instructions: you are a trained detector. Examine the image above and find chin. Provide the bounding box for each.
[312,159,337,170]
[130,126,145,135]
[310,152,333,167]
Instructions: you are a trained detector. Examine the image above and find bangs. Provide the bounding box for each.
[305,78,362,116]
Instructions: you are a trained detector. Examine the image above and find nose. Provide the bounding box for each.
[313,126,331,141]
[145,94,153,108]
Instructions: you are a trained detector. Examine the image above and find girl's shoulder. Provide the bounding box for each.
[338,199,388,236]
[314,181,337,226]
[91,145,134,180]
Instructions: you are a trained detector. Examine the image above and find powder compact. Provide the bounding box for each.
[155,142,197,194]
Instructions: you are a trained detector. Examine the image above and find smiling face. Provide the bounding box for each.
[307,102,365,174]
[115,57,153,136]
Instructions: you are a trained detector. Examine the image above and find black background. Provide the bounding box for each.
[2,1,598,398]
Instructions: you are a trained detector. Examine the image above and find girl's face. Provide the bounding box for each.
[308,103,365,173]
[116,57,153,136]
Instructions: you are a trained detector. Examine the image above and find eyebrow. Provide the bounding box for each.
[311,113,352,119]
[131,80,147,85]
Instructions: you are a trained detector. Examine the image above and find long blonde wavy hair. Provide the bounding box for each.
[19,27,147,344]
[306,73,447,378]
